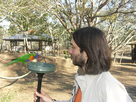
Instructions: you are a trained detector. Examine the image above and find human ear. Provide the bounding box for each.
[83,51,88,59]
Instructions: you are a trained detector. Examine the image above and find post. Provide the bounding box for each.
[36,73,44,102]
[10,41,12,51]
[39,41,42,51]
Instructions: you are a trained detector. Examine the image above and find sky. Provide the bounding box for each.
[0,20,10,28]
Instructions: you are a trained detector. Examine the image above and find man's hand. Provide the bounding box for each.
[34,89,53,102]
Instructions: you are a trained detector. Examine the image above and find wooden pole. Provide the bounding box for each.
[10,41,12,51]
[39,41,42,51]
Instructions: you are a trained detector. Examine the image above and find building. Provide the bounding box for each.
[3,32,58,52]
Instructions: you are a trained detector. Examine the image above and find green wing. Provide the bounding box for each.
[14,53,35,64]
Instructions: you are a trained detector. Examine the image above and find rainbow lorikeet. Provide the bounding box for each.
[0,53,40,68]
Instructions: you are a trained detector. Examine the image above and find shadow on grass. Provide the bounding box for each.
[126,86,136,101]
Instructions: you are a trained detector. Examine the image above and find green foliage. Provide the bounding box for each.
[63,50,70,59]
[8,25,17,34]
[63,50,67,54]
[5,1,49,35]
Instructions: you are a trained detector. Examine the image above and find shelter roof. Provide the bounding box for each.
[3,34,57,41]
[127,40,136,45]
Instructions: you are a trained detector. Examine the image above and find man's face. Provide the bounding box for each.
[68,38,88,68]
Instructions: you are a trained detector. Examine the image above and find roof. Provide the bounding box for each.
[127,40,136,45]
[3,34,58,41]
[26,30,37,33]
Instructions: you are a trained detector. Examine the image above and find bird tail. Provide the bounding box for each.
[0,60,20,68]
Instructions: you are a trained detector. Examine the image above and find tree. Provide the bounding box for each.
[99,12,136,53]
[0,0,135,56]
[0,0,49,35]
[33,0,135,34]
[33,0,136,55]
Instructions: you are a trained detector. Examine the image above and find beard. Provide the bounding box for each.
[72,53,86,68]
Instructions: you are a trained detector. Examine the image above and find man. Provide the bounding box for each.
[34,27,133,102]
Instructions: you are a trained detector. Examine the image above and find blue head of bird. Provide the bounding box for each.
[34,53,40,59]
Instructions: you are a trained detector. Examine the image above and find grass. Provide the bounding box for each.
[22,81,34,85]
[0,92,17,102]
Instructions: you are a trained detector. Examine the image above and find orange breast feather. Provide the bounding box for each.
[29,55,34,61]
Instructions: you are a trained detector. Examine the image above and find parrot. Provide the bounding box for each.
[0,53,40,68]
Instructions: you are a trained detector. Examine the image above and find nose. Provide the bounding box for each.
[68,47,72,54]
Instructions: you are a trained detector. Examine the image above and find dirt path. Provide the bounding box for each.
[0,53,135,102]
